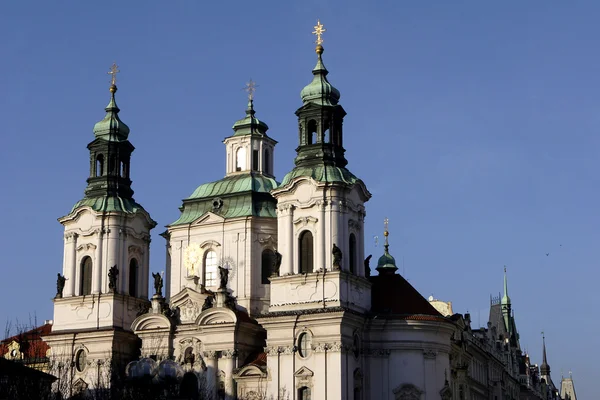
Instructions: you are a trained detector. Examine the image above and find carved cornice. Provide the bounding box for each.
[64,232,79,241]
[203,351,218,360]
[76,243,97,252]
[277,204,295,215]
[313,342,348,353]
[293,216,318,227]
[264,346,280,356]
[128,245,144,258]
[365,348,392,357]
[222,349,238,359]
[423,349,437,359]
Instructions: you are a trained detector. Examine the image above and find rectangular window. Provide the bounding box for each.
[252,150,259,171]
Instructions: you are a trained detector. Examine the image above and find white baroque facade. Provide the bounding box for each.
[44,38,455,400]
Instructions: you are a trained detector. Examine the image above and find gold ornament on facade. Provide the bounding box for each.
[184,243,203,277]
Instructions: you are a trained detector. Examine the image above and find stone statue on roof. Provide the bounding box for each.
[218,266,229,289]
[152,272,163,296]
[332,243,342,270]
[108,265,119,293]
[364,255,372,277]
[56,273,67,299]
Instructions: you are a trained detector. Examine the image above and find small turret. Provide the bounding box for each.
[376,219,398,275]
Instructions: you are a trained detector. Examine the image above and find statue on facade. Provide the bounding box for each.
[271,251,282,277]
[218,266,229,289]
[201,295,214,311]
[108,265,119,293]
[152,272,163,296]
[332,244,342,270]
[55,273,67,299]
[364,255,372,277]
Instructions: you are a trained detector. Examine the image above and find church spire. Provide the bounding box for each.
[501,266,511,307]
[83,63,135,200]
[293,19,348,169]
[540,332,551,376]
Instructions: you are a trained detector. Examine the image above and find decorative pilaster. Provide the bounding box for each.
[331,201,340,271]
[203,351,218,400]
[221,349,237,400]
[106,228,119,293]
[120,229,128,294]
[317,201,326,270]
[93,229,104,293]
[64,232,78,297]
[278,204,294,275]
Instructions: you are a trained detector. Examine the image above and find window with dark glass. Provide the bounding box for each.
[264,149,270,174]
[252,149,259,171]
[261,249,275,284]
[349,233,356,273]
[298,386,311,400]
[80,256,92,296]
[299,231,314,273]
[95,154,104,177]
[129,259,138,297]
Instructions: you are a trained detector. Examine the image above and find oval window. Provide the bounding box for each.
[297,332,311,358]
[75,349,87,372]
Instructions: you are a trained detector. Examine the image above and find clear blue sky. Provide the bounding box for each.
[0,1,595,396]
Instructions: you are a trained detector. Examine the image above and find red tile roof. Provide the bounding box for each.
[0,323,52,360]
[370,273,445,320]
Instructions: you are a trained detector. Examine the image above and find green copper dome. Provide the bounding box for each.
[232,99,269,136]
[376,245,398,272]
[93,86,130,142]
[300,50,340,106]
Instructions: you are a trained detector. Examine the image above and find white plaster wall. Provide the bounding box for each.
[167,215,277,316]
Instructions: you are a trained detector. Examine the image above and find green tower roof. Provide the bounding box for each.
[93,85,130,142]
[300,46,340,106]
[376,227,398,275]
[231,99,269,137]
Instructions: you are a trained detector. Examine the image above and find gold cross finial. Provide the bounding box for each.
[313,19,326,46]
[244,79,258,101]
[108,62,120,86]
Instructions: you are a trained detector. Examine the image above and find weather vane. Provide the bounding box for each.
[108,62,120,86]
[312,19,326,46]
[244,79,258,101]
[383,218,389,245]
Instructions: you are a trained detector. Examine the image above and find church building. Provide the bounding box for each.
[43,21,504,400]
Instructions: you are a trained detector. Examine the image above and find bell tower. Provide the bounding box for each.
[44,64,156,393]
[258,21,372,400]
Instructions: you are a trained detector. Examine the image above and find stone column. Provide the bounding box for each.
[222,349,237,400]
[120,230,128,294]
[340,202,348,271]
[64,233,78,297]
[142,237,151,298]
[331,201,340,271]
[93,229,104,293]
[357,212,365,278]
[203,351,218,399]
[279,205,294,275]
[317,201,326,271]
[106,227,119,293]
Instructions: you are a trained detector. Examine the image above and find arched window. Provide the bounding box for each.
[264,148,270,174]
[307,120,317,145]
[204,250,218,287]
[120,161,125,177]
[252,149,259,171]
[299,231,314,274]
[236,148,246,171]
[80,256,92,296]
[129,259,138,297]
[261,249,275,284]
[95,154,104,177]
[298,386,311,400]
[349,233,357,274]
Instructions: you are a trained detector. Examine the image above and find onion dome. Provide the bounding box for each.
[300,45,340,106]
[93,83,130,142]
[376,222,398,275]
[232,99,269,136]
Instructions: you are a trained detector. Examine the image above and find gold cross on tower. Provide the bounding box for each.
[383,218,390,245]
[108,62,120,86]
[312,19,326,46]
[244,79,258,101]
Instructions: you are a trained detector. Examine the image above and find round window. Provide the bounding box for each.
[297,332,311,358]
[10,349,17,357]
[75,349,87,372]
